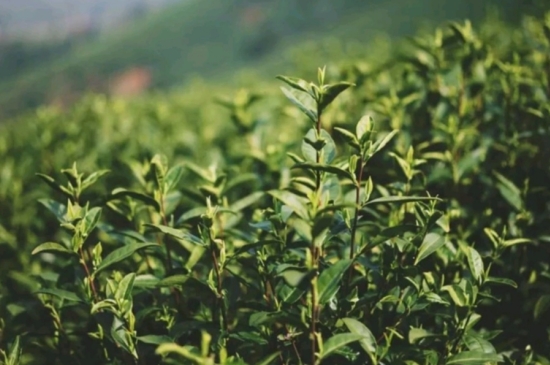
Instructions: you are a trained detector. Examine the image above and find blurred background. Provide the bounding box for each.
[0,0,546,120]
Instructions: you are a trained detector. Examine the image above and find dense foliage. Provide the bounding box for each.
[1,12,550,365]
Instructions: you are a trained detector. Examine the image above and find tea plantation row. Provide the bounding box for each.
[0,13,550,365]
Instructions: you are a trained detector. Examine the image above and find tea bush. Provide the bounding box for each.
[1,13,550,365]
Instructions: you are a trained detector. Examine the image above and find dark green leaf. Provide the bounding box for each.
[319,82,354,111]
[318,259,352,304]
[494,171,523,211]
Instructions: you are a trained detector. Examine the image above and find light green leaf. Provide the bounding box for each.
[364,196,441,207]
[415,233,445,265]
[442,285,467,307]
[484,277,517,288]
[446,350,502,364]
[465,246,484,282]
[321,333,365,359]
[32,242,75,255]
[342,318,377,359]
[137,335,173,345]
[280,87,317,123]
[268,190,308,220]
[82,207,102,236]
[276,75,310,93]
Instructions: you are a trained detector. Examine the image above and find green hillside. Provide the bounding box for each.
[0,0,543,119]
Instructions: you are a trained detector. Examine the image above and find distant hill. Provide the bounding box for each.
[0,0,545,119]
[0,0,179,41]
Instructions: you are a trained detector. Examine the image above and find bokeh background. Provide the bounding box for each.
[0,0,546,120]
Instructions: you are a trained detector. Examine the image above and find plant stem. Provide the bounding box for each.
[211,242,228,333]
[79,246,98,302]
[159,198,174,273]
[347,158,364,284]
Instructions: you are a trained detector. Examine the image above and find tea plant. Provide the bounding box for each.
[1,11,550,365]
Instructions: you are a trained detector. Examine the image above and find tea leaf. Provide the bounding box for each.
[415,232,445,265]
[320,333,365,359]
[318,259,352,304]
[342,318,377,357]
[32,242,75,255]
[445,351,502,364]
[35,288,84,302]
[95,242,157,274]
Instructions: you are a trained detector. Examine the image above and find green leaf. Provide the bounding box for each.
[321,333,365,359]
[371,129,399,155]
[95,242,157,274]
[494,171,523,211]
[35,288,84,302]
[415,233,445,265]
[111,316,137,358]
[465,246,484,282]
[157,275,190,287]
[156,343,202,362]
[164,165,184,192]
[501,238,531,248]
[319,82,354,111]
[442,285,467,307]
[230,192,264,212]
[137,335,173,345]
[82,207,102,236]
[334,127,360,150]
[276,75,310,93]
[36,173,72,197]
[293,163,355,181]
[81,170,110,190]
[108,188,160,211]
[356,115,373,140]
[318,259,352,304]
[32,242,75,255]
[484,277,517,288]
[256,351,282,365]
[364,195,441,207]
[463,334,496,354]
[446,351,502,364]
[342,318,377,358]
[280,87,317,123]
[38,199,67,223]
[301,128,336,164]
[268,190,308,220]
[7,336,22,365]
[115,273,136,303]
[534,295,550,319]
[143,224,205,246]
[176,207,207,225]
